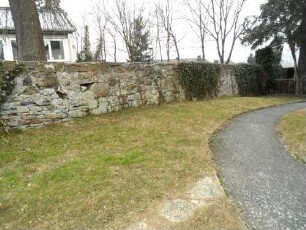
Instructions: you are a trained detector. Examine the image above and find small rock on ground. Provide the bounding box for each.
[159,199,196,222]
[190,177,224,206]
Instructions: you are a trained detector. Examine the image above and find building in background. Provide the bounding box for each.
[0,7,77,62]
[280,43,299,79]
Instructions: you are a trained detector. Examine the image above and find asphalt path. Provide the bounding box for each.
[212,102,306,230]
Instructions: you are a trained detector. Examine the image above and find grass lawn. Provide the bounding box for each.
[279,109,306,163]
[0,96,303,229]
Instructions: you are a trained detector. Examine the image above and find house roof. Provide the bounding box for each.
[0,7,75,34]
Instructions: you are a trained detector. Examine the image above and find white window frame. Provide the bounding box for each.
[44,39,66,61]
[0,39,5,60]
[10,39,18,60]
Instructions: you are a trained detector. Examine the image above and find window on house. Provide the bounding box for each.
[11,40,18,60]
[9,39,65,61]
[50,40,65,60]
[44,41,50,60]
[0,40,4,60]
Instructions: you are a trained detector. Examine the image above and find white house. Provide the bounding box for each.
[280,43,300,79]
[280,43,299,69]
[0,7,77,62]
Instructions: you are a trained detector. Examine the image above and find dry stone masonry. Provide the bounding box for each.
[0,62,239,129]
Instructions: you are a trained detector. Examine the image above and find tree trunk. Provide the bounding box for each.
[297,2,306,95]
[166,32,170,62]
[297,46,306,95]
[9,0,46,61]
[201,33,205,61]
[172,34,180,62]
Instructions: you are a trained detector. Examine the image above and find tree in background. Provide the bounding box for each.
[247,53,255,64]
[298,1,306,94]
[242,0,306,95]
[78,25,93,62]
[255,46,283,93]
[131,16,150,62]
[202,0,246,64]
[92,0,108,62]
[156,0,180,62]
[94,35,104,61]
[9,0,46,61]
[111,0,150,63]
[184,0,207,61]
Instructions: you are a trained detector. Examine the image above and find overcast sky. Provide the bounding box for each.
[0,0,267,63]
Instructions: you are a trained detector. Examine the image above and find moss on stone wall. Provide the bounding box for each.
[234,64,264,96]
[177,63,220,100]
[0,62,23,104]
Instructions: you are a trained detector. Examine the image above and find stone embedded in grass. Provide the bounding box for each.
[127,221,150,230]
[190,177,224,206]
[159,199,196,222]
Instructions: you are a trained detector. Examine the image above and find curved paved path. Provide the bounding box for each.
[212,102,306,230]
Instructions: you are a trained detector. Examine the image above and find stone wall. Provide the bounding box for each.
[218,65,239,97]
[0,62,238,129]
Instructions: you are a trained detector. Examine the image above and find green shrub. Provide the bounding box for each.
[255,46,283,93]
[177,63,220,100]
[234,64,264,96]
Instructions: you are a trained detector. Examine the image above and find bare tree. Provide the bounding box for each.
[156,12,164,62]
[111,0,150,63]
[156,0,180,62]
[184,0,207,61]
[203,0,246,64]
[111,0,134,62]
[109,31,118,62]
[92,1,108,61]
[9,0,46,61]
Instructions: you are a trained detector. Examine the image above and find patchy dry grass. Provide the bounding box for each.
[0,96,303,229]
[279,109,306,163]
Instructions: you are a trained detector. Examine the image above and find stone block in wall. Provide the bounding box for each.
[35,73,59,90]
[40,88,56,96]
[23,76,33,86]
[20,115,41,126]
[88,99,98,110]
[1,110,12,116]
[57,72,80,92]
[8,121,19,127]
[23,86,39,95]
[65,63,100,73]
[90,106,110,115]
[28,105,42,114]
[114,65,130,74]
[1,103,11,110]
[98,62,111,73]
[38,63,56,72]
[16,106,30,113]
[80,106,90,113]
[44,113,66,120]
[96,73,109,83]
[68,110,86,118]
[92,83,110,98]
[44,74,59,90]
[78,72,97,85]
[36,98,51,106]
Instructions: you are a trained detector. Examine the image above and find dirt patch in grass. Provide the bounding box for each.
[278,108,306,163]
[0,96,303,229]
